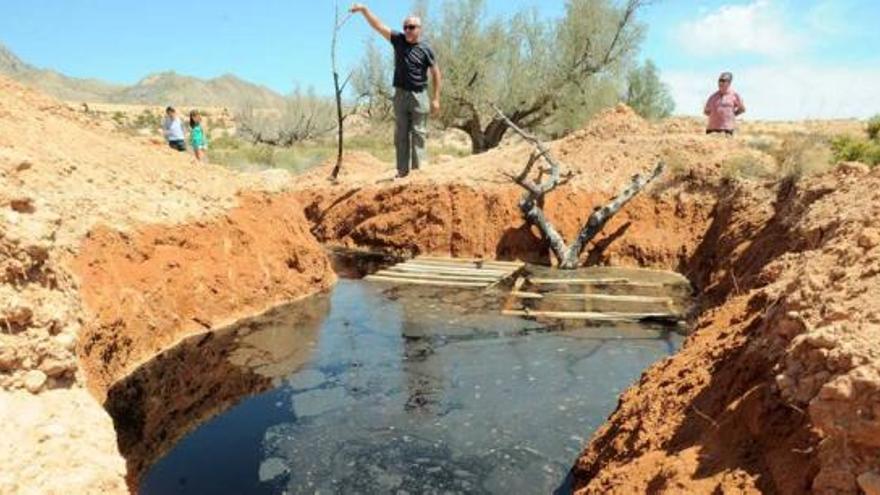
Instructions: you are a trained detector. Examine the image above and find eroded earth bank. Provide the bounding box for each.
[0,78,334,494]
[1,76,878,495]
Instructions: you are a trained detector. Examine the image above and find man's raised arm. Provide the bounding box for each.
[350,4,392,41]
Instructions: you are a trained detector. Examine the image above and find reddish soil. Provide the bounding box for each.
[0,76,334,494]
[72,192,335,398]
[574,165,880,494]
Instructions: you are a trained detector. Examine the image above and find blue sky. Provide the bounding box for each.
[2,0,879,119]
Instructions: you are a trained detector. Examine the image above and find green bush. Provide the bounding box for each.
[831,135,880,166]
[867,114,880,140]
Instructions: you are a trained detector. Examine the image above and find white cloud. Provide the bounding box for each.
[675,1,803,58]
[665,64,880,120]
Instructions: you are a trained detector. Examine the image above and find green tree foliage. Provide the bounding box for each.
[355,0,646,153]
[866,114,880,141]
[438,0,645,152]
[351,40,395,121]
[625,59,675,120]
[831,135,880,167]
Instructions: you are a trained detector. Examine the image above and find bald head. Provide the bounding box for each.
[402,14,423,42]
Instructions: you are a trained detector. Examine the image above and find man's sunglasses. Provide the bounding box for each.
[404,24,420,30]
[719,79,731,83]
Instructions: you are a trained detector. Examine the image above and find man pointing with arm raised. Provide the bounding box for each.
[350,3,443,178]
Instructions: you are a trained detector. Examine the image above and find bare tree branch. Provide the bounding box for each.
[494,104,664,269]
[561,162,665,268]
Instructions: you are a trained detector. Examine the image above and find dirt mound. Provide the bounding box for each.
[569,103,653,140]
[0,76,334,494]
[573,165,880,494]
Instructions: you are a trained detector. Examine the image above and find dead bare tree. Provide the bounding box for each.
[330,1,357,180]
[494,105,664,269]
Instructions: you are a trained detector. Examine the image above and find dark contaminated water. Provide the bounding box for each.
[113,275,686,495]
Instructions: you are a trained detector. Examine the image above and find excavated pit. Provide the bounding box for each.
[102,254,694,494]
[87,162,880,495]
[5,76,877,495]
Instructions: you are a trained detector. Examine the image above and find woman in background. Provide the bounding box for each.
[189,110,208,162]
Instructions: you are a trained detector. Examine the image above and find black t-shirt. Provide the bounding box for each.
[390,31,435,92]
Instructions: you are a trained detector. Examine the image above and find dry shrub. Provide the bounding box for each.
[867,114,880,140]
[776,135,835,179]
[721,150,778,181]
[659,148,691,178]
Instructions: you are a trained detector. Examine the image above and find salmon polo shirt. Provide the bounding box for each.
[705,90,745,131]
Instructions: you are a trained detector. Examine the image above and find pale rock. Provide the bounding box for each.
[23,370,47,393]
[39,358,71,378]
[0,346,19,371]
[859,229,880,250]
[54,333,77,352]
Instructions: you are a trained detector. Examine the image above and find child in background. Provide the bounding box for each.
[189,110,208,162]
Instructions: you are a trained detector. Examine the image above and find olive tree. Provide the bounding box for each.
[351,40,395,122]
[625,59,675,120]
[434,0,647,153]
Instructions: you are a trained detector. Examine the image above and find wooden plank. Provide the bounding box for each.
[395,263,511,276]
[529,278,663,288]
[373,270,501,282]
[385,266,507,280]
[365,275,490,288]
[415,256,524,267]
[510,291,673,305]
[410,258,523,269]
[502,309,680,322]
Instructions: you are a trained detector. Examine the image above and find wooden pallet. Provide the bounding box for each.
[365,256,524,289]
[503,271,686,323]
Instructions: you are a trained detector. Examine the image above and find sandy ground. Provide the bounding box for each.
[0,76,334,494]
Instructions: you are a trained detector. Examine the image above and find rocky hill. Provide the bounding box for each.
[0,43,285,108]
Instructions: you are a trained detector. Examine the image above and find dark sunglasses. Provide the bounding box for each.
[719,79,731,83]
[404,24,420,30]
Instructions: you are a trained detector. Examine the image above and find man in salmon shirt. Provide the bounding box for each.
[704,72,745,135]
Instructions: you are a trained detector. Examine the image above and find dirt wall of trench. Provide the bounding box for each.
[295,180,714,272]
[574,164,880,494]
[71,193,336,400]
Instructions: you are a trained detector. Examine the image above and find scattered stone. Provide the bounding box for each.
[859,229,880,250]
[16,161,32,172]
[54,333,77,352]
[0,347,19,371]
[837,161,870,176]
[9,197,35,214]
[39,357,72,378]
[23,369,47,393]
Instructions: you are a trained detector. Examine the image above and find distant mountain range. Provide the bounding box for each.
[0,43,286,108]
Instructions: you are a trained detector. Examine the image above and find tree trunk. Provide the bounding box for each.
[464,118,510,154]
[331,70,344,180]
